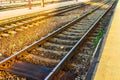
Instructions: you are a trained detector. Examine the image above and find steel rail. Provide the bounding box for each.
[85,2,117,79]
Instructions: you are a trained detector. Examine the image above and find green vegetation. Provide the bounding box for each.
[94,29,104,47]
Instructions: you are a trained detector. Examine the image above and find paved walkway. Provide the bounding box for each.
[94,0,120,80]
[0,1,40,6]
[0,0,89,20]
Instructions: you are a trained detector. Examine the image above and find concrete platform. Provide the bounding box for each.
[0,1,40,6]
[94,0,120,80]
[0,0,89,20]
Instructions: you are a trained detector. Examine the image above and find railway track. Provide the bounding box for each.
[0,0,116,80]
[45,1,116,80]
[0,2,93,39]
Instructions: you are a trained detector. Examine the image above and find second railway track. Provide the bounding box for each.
[0,1,108,39]
[0,0,116,80]
[0,2,89,38]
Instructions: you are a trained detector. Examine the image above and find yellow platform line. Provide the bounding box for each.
[94,0,120,80]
